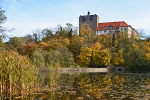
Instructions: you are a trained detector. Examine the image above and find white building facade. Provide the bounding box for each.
[95,21,138,38]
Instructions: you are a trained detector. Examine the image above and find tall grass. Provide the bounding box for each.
[0,46,37,96]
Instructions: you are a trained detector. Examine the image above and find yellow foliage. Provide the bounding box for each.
[145,42,150,53]
[144,42,150,62]
[57,37,70,46]
[92,42,111,66]
[132,44,139,50]
[38,42,48,51]
[79,24,92,37]
[78,42,111,67]
[113,50,124,66]
[77,46,92,67]
[38,41,48,47]
[91,42,102,55]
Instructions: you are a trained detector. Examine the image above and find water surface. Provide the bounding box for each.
[36,70,150,100]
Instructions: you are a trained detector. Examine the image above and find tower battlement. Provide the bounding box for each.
[79,11,99,31]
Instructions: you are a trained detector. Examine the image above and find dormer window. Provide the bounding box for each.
[104,26,107,29]
[109,25,113,29]
[100,27,103,29]
[114,26,117,28]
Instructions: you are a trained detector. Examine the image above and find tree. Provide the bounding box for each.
[18,43,36,57]
[145,36,150,42]
[32,51,45,68]
[77,46,92,67]
[136,29,145,39]
[8,37,27,48]
[56,46,76,67]
[26,44,37,57]
[112,33,116,47]
[32,29,42,43]
[55,23,77,39]
[98,34,109,47]
[113,50,124,66]
[126,44,145,69]
[0,7,7,42]
[79,24,92,37]
[91,42,111,67]
[25,34,34,44]
[41,28,54,42]
[144,42,150,64]
[65,23,77,38]
[69,35,86,61]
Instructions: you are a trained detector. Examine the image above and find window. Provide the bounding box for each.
[100,31,102,33]
[124,28,126,31]
[109,25,113,29]
[104,26,107,29]
[104,30,107,33]
[100,27,103,29]
[121,28,123,30]
[114,26,117,28]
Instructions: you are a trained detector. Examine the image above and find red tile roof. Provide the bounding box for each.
[96,21,129,31]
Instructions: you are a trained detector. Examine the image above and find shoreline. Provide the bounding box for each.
[60,68,107,73]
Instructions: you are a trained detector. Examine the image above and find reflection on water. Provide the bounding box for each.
[2,70,150,100]
[35,70,150,100]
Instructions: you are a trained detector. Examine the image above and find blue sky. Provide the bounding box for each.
[1,0,150,37]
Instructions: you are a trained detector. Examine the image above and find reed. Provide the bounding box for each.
[0,46,37,97]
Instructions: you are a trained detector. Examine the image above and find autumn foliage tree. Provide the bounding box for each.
[77,46,92,67]
[77,42,111,67]
[113,50,124,66]
[91,42,111,67]
[19,43,36,57]
[144,42,150,65]
[79,24,92,37]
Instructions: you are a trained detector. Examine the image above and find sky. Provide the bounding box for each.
[1,0,150,37]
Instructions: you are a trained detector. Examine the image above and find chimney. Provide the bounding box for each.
[88,11,90,16]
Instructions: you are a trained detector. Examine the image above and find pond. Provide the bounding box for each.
[1,70,150,100]
[35,69,150,100]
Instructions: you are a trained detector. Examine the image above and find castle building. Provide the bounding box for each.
[79,12,138,38]
[79,11,99,31]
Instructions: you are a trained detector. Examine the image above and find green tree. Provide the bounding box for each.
[126,44,145,69]
[69,35,86,61]
[42,51,61,68]
[32,51,45,68]
[56,46,76,67]
[8,37,27,48]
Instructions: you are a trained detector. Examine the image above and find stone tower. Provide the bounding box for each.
[79,11,99,31]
